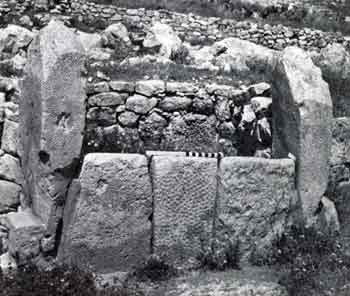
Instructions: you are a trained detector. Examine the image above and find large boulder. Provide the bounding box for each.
[0,25,34,56]
[19,21,86,240]
[152,155,217,267]
[143,22,182,59]
[217,157,297,263]
[272,46,333,224]
[59,154,152,273]
[189,38,276,79]
[312,44,350,117]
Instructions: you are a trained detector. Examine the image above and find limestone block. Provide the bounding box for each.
[60,153,152,273]
[152,156,217,266]
[4,210,45,264]
[1,119,18,155]
[0,153,23,185]
[19,20,86,234]
[0,180,21,214]
[217,157,297,263]
[272,47,332,223]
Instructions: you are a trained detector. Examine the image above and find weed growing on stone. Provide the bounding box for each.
[133,254,178,282]
[197,236,240,271]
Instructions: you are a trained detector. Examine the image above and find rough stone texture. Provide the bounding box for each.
[139,112,167,150]
[19,20,86,236]
[154,268,288,296]
[217,157,297,263]
[313,196,340,235]
[152,155,217,266]
[60,154,152,272]
[0,252,17,272]
[0,25,34,55]
[1,119,19,155]
[143,23,182,59]
[3,210,45,264]
[312,44,350,117]
[0,153,23,184]
[0,180,21,214]
[126,94,158,114]
[272,46,333,224]
[88,92,125,107]
[161,114,217,153]
[135,80,165,97]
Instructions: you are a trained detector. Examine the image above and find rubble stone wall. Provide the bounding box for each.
[0,0,349,53]
[84,80,272,157]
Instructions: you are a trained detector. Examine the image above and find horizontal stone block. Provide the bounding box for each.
[152,155,217,266]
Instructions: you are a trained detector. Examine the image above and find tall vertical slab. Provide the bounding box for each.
[272,47,333,223]
[59,154,152,273]
[152,156,217,266]
[19,20,86,238]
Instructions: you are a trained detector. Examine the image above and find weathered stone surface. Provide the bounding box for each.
[313,196,340,235]
[135,80,165,97]
[139,112,168,150]
[312,44,350,117]
[217,157,297,263]
[102,124,144,153]
[126,94,157,114]
[331,117,350,166]
[1,119,18,155]
[159,96,192,112]
[152,156,217,266]
[103,23,131,47]
[118,111,140,127]
[0,181,21,214]
[272,46,333,223]
[87,107,116,126]
[109,81,135,93]
[76,31,102,52]
[0,25,34,55]
[154,268,288,296]
[60,154,152,272]
[88,92,124,106]
[4,210,45,264]
[0,153,23,184]
[19,20,86,235]
[0,252,17,272]
[143,23,182,59]
[161,114,217,153]
[166,82,197,94]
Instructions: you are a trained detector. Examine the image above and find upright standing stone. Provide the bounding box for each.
[19,21,86,240]
[272,47,333,224]
[152,156,217,266]
[59,154,152,273]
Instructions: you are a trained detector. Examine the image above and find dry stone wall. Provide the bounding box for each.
[85,80,272,157]
[0,0,349,53]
